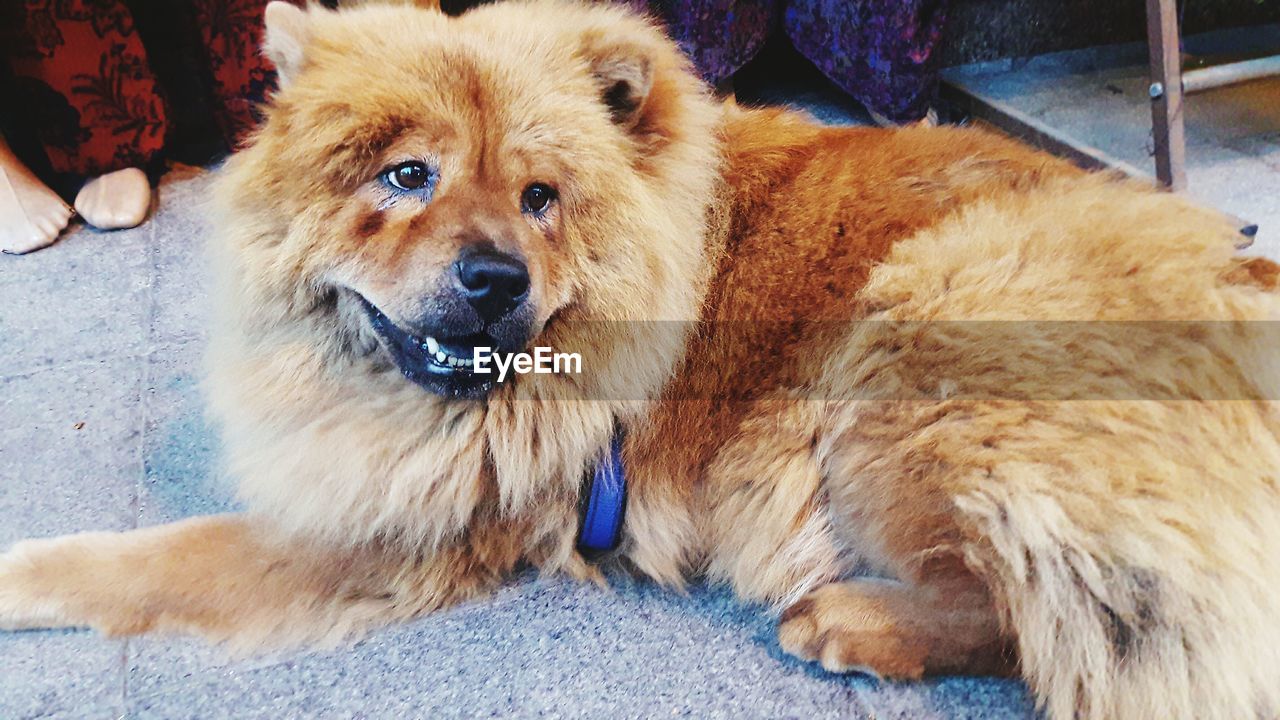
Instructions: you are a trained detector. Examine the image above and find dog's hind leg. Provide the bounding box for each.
[800,397,1280,720]
[0,513,513,649]
[778,572,1016,679]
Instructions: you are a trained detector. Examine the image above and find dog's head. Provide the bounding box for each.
[217,0,720,400]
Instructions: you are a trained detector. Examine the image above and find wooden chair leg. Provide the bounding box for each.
[1146,0,1187,190]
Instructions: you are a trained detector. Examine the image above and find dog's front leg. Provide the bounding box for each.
[0,514,505,649]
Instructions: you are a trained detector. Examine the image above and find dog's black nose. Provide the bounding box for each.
[455,249,530,322]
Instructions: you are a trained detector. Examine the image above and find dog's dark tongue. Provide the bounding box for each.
[438,334,490,359]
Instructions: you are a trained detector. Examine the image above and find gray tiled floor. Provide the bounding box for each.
[0,176,1039,716]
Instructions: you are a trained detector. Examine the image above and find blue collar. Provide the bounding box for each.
[576,430,627,559]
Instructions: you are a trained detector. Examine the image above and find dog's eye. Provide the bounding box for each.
[520,183,556,214]
[384,162,433,191]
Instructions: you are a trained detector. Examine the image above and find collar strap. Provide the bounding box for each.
[576,429,627,559]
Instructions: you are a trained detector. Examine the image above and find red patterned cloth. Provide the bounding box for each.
[2,0,169,178]
[1,0,288,179]
[193,0,287,149]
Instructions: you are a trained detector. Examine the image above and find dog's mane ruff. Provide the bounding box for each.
[203,0,723,564]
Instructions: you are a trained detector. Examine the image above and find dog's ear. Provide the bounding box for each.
[263,1,313,88]
[579,33,656,130]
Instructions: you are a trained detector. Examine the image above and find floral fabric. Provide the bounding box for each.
[192,0,283,149]
[2,0,168,177]
[1,0,289,179]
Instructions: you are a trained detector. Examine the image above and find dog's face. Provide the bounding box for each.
[229,1,714,399]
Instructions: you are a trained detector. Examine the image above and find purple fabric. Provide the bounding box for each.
[645,0,778,86]
[646,0,949,123]
[784,0,948,123]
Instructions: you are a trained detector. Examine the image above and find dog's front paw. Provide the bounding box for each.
[777,584,929,680]
[0,537,83,631]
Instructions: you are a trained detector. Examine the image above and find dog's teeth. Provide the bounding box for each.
[425,337,439,354]
[435,351,447,363]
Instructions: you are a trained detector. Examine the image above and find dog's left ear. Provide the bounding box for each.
[579,33,656,130]
[263,1,313,88]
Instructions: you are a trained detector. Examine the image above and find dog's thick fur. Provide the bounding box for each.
[4,2,1280,717]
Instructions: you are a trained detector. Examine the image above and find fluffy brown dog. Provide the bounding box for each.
[3,2,1280,718]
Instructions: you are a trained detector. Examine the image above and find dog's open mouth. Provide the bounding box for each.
[357,297,497,398]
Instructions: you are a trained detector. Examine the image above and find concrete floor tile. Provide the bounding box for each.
[126,578,878,720]
[139,341,234,526]
[854,678,1036,720]
[0,215,151,288]
[124,635,284,710]
[0,630,125,720]
[0,358,142,545]
[147,169,216,346]
[0,245,150,374]
[1225,131,1280,175]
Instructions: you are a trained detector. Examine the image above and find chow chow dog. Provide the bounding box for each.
[4,1,1280,717]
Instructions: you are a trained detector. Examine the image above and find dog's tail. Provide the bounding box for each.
[955,419,1280,720]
